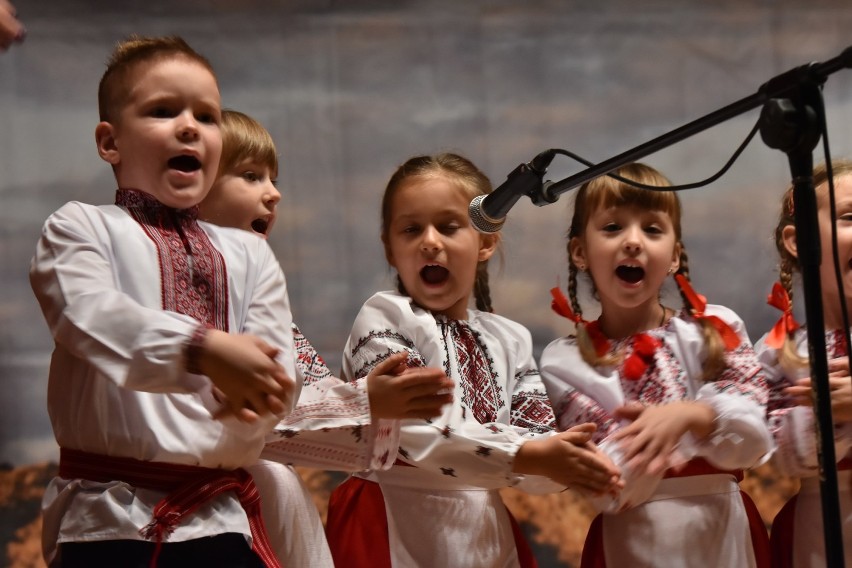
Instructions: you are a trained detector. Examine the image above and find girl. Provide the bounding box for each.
[325,152,622,568]
[756,159,852,567]
[199,110,456,567]
[539,162,773,567]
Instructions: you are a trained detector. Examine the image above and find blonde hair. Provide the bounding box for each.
[774,159,852,369]
[567,162,726,380]
[98,35,216,123]
[380,153,497,312]
[217,110,279,179]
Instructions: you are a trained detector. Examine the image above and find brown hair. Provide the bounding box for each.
[774,159,852,369]
[567,162,726,380]
[98,35,216,123]
[217,110,279,179]
[380,153,498,312]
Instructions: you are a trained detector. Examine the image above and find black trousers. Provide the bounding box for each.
[57,533,265,568]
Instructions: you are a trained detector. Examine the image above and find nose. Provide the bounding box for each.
[623,225,642,254]
[177,112,199,141]
[264,182,281,210]
[420,225,442,253]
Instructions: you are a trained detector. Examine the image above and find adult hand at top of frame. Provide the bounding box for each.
[0,0,25,52]
[366,351,455,420]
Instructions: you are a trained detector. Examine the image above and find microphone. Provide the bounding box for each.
[469,150,556,233]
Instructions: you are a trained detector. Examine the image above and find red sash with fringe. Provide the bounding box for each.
[58,447,281,568]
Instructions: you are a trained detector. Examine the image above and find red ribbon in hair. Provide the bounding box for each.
[764,281,801,349]
[674,274,741,351]
[550,287,610,357]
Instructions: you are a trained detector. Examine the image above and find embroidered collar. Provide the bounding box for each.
[115,188,199,223]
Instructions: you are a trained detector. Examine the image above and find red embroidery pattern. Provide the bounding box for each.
[511,390,555,433]
[291,324,332,385]
[444,320,503,424]
[117,189,228,331]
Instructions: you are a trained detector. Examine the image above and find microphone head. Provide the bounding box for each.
[468,195,505,234]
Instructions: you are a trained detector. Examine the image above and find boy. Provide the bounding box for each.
[31,36,295,567]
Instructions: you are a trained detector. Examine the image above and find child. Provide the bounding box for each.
[755,159,852,567]
[198,109,456,567]
[539,162,773,567]
[325,152,622,568]
[30,36,301,568]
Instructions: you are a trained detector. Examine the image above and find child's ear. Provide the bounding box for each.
[478,232,499,262]
[95,122,120,165]
[569,236,586,270]
[670,241,682,274]
[782,225,798,259]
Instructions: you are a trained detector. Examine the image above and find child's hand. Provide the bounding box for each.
[784,358,852,423]
[611,401,715,476]
[199,329,295,423]
[513,423,623,495]
[367,352,454,420]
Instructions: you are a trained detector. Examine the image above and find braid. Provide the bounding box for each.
[777,244,808,370]
[676,246,727,381]
[473,262,493,313]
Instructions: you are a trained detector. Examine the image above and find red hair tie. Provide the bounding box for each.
[674,274,741,351]
[764,281,800,349]
[550,287,610,357]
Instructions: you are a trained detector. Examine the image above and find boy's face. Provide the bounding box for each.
[96,57,222,209]
[199,159,280,238]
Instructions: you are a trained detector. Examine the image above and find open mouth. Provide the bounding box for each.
[251,217,270,235]
[168,155,202,172]
[420,265,449,285]
[616,265,645,284]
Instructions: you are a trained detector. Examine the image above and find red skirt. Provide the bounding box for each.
[325,476,537,567]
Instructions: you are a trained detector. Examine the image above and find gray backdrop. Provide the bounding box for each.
[2,0,852,466]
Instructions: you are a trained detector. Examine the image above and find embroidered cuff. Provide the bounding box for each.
[185,325,209,375]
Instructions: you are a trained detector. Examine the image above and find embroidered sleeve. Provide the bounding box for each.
[756,330,852,476]
[540,337,621,444]
[682,306,773,469]
[261,323,399,471]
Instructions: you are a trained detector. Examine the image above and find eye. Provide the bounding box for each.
[241,171,261,183]
[644,224,664,235]
[196,112,218,125]
[441,222,461,234]
[602,222,621,232]
[402,224,420,234]
[150,106,173,118]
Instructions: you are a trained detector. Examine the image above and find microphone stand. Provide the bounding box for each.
[529,45,851,566]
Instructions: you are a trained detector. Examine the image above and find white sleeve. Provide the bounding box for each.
[30,203,205,393]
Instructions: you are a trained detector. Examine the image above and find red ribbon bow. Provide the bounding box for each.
[622,332,661,381]
[550,287,610,357]
[764,281,801,349]
[674,274,741,351]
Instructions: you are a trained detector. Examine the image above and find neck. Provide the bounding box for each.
[598,300,666,339]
